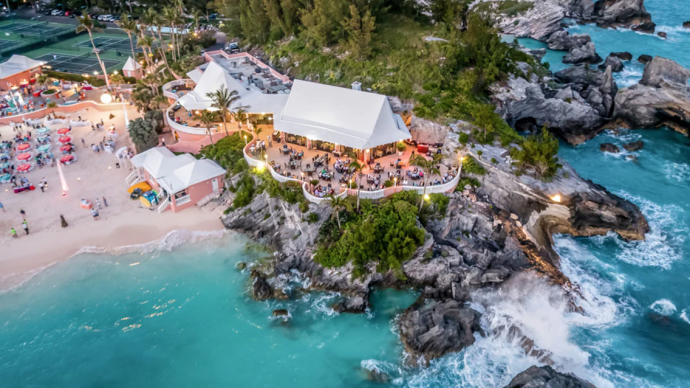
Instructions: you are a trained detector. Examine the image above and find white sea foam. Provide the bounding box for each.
[649,299,677,316]
[680,309,690,325]
[606,192,687,269]
[663,162,690,184]
[360,359,403,385]
[616,66,645,88]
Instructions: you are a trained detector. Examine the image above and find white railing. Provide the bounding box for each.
[165,105,209,136]
[45,118,69,125]
[157,197,171,213]
[241,141,461,204]
[162,79,190,101]
[125,169,141,185]
[175,194,192,205]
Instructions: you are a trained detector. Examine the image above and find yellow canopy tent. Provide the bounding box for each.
[128,181,152,194]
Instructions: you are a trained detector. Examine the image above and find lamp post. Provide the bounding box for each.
[458,155,464,177]
[244,134,247,146]
[393,177,397,187]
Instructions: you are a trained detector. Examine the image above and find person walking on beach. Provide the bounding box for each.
[96,198,101,210]
[0,201,4,212]
[102,196,108,207]
[91,208,99,220]
[81,138,86,148]
[20,209,25,220]
[42,177,47,188]
[39,182,45,192]
[22,220,28,235]
[10,228,17,239]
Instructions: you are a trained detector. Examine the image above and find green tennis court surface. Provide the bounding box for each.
[34,53,122,74]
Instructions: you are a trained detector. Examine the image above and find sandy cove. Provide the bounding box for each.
[0,206,225,290]
[0,104,228,290]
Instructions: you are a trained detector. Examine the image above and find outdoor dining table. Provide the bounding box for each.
[37,144,51,153]
[16,143,30,151]
[58,136,71,144]
[0,173,10,182]
[37,127,50,135]
[16,163,31,172]
[60,155,74,164]
[60,145,72,153]
[17,152,32,161]
[57,128,70,135]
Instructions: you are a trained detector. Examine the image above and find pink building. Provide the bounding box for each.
[131,147,226,213]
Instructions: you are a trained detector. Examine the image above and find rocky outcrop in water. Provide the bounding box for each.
[547,31,592,51]
[613,56,690,135]
[594,0,655,33]
[563,42,602,64]
[503,365,596,388]
[611,51,633,60]
[399,299,483,364]
[492,64,617,144]
[600,54,624,72]
[623,140,644,151]
[638,54,653,64]
[599,142,620,153]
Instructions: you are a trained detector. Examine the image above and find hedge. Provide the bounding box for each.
[44,70,106,87]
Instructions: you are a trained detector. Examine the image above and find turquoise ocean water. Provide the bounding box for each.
[2,1,690,386]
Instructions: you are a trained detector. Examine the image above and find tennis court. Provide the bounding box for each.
[34,53,123,74]
[0,39,21,51]
[0,21,72,37]
[75,36,142,53]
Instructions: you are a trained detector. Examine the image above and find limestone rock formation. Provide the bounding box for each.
[613,56,690,134]
[623,140,644,151]
[638,54,653,64]
[594,0,655,33]
[409,115,449,145]
[611,51,633,61]
[563,42,602,64]
[557,0,595,19]
[599,142,620,153]
[399,299,483,364]
[503,365,596,388]
[495,0,565,41]
[547,31,592,51]
[599,54,624,72]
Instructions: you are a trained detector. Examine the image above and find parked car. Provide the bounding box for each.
[51,9,63,16]
[44,8,53,15]
[63,10,73,17]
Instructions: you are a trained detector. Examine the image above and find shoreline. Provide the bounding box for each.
[1,207,226,291]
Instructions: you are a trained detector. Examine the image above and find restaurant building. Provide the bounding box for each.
[166,50,411,162]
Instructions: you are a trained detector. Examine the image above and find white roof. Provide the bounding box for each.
[275,80,410,149]
[131,147,225,193]
[186,68,203,83]
[178,61,250,110]
[122,56,141,71]
[0,55,44,79]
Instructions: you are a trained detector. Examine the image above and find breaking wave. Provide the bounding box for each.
[649,299,677,316]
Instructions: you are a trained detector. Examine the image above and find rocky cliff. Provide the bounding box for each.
[503,365,597,387]
[613,56,690,135]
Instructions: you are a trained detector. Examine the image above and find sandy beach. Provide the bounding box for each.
[0,104,228,290]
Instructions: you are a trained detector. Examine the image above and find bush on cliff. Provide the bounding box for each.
[199,132,252,175]
[315,192,426,278]
[510,127,561,179]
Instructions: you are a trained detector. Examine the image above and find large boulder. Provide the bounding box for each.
[599,142,620,153]
[611,51,633,61]
[638,54,653,64]
[594,0,655,33]
[409,115,449,145]
[640,56,690,88]
[623,140,644,151]
[399,299,483,363]
[557,0,596,19]
[503,366,596,388]
[599,54,624,72]
[547,31,592,51]
[496,0,565,41]
[563,42,602,64]
[613,57,690,134]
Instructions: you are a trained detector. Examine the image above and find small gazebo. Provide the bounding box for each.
[122,57,143,80]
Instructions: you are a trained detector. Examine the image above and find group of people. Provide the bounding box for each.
[312,185,335,198]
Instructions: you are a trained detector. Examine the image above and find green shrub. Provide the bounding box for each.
[491,158,497,164]
[265,179,303,204]
[306,212,320,224]
[463,156,486,175]
[299,200,310,213]
[458,132,470,144]
[509,127,561,179]
[455,177,481,190]
[232,174,256,208]
[44,70,106,87]
[477,150,483,156]
[200,132,252,174]
[384,180,394,188]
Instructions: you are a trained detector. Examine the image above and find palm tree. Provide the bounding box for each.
[191,8,203,32]
[328,195,351,229]
[116,13,138,60]
[206,86,246,137]
[76,11,110,88]
[199,110,218,146]
[162,7,180,61]
[409,153,443,210]
[231,107,248,133]
[152,94,168,109]
[137,35,154,69]
[348,159,364,212]
[141,72,161,95]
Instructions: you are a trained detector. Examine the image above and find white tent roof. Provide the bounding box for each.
[0,55,44,79]
[122,56,141,71]
[186,68,203,83]
[178,61,251,110]
[275,80,410,149]
[131,147,226,193]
